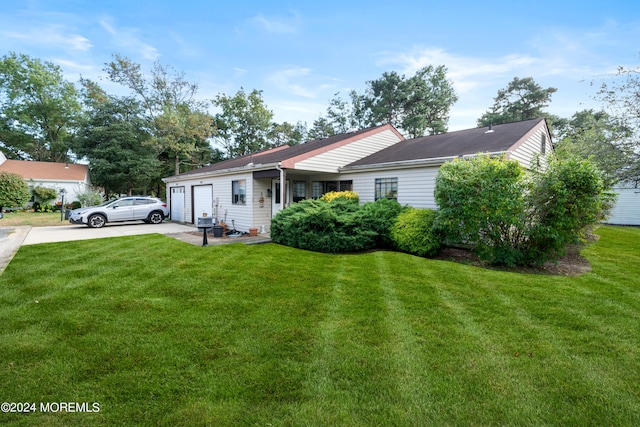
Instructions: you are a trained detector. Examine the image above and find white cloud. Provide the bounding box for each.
[1,26,92,51]
[249,13,299,34]
[99,17,160,61]
[266,66,337,98]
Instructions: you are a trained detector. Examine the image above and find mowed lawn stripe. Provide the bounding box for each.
[0,226,638,425]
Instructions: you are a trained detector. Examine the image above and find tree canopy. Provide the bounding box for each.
[0,52,81,162]
[477,77,556,127]
[74,96,162,197]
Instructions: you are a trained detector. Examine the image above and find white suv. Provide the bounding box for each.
[69,197,169,228]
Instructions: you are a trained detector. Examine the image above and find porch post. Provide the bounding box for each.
[280,168,286,210]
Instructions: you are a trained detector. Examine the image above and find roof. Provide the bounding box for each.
[173,124,401,177]
[346,119,548,168]
[0,159,89,182]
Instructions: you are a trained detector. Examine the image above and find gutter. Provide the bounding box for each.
[162,162,281,183]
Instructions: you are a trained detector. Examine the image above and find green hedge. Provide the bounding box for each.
[391,208,442,257]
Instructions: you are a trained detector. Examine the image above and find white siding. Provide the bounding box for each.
[606,187,640,226]
[510,127,552,169]
[294,129,402,172]
[345,166,440,209]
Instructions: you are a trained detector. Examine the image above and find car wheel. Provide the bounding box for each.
[88,214,106,228]
[147,211,164,224]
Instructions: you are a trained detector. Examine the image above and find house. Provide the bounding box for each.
[162,124,405,230]
[0,151,91,205]
[163,119,553,233]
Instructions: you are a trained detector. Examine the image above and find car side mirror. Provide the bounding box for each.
[112,205,118,209]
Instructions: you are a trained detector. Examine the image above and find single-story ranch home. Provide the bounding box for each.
[0,151,91,205]
[163,118,556,232]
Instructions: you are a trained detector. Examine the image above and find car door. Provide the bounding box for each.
[132,198,154,220]
[107,198,135,222]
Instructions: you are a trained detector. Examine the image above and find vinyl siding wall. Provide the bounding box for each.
[166,172,255,232]
[294,129,402,172]
[345,166,440,209]
[606,187,640,226]
[509,127,553,169]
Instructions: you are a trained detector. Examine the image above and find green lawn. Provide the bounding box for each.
[0,226,638,426]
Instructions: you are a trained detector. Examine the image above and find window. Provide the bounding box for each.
[311,180,353,199]
[293,181,306,202]
[375,178,397,200]
[232,180,246,205]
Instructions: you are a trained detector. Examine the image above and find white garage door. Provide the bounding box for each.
[192,185,213,223]
[170,187,185,222]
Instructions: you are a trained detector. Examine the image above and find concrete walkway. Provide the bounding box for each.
[0,226,30,275]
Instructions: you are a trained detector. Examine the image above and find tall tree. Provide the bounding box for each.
[104,54,215,175]
[0,52,81,162]
[477,77,556,127]
[75,96,161,197]
[595,64,640,184]
[269,121,307,147]
[554,109,634,187]
[402,65,458,137]
[364,66,457,137]
[212,88,274,157]
[307,116,335,140]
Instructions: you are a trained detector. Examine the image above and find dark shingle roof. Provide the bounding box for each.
[175,126,387,177]
[346,119,545,167]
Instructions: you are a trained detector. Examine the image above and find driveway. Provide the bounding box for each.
[0,222,196,274]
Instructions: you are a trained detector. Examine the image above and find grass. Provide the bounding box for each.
[0,210,68,227]
[0,226,638,426]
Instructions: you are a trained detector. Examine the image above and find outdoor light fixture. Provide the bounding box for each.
[59,188,66,221]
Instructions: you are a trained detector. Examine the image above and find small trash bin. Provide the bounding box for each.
[212,225,224,238]
[64,209,71,220]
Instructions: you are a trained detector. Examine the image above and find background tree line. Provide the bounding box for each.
[1,51,639,199]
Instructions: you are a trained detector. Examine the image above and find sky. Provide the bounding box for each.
[1,0,640,132]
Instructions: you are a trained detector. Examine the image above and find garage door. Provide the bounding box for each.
[170,187,185,222]
[192,185,213,223]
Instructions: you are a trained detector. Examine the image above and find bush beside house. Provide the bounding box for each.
[271,155,609,267]
[0,171,30,214]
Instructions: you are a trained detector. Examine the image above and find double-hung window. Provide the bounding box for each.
[232,180,246,205]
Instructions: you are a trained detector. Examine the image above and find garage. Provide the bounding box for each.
[192,184,213,223]
[170,186,185,222]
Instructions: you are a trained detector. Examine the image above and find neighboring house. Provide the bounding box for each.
[0,151,91,205]
[164,119,553,233]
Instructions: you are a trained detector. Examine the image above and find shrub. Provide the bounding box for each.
[524,157,609,263]
[32,185,58,203]
[359,198,406,248]
[271,198,376,253]
[434,154,527,265]
[433,154,609,266]
[320,191,359,204]
[76,187,104,207]
[391,208,442,257]
[0,172,30,211]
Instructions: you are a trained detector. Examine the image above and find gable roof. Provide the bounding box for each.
[345,119,548,169]
[172,124,403,177]
[0,159,89,182]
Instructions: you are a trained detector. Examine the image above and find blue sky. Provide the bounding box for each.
[2,0,639,131]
